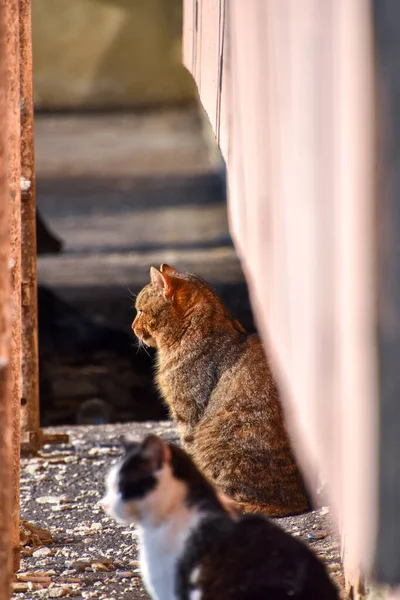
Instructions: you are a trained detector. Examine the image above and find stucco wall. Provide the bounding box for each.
[183,1,380,597]
[32,0,197,109]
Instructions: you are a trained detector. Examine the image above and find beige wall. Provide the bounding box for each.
[32,0,197,109]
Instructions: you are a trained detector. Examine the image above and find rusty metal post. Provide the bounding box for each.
[0,1,13,597]
[17,0,69,452]
[5,0,22,574]
[19,0,41,452]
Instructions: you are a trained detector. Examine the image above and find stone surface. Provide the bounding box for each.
[15,422,346,599]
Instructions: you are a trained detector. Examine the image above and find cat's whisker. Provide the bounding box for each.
[132,339,141,355]
[139,339,151,358]
[124,285,137,302]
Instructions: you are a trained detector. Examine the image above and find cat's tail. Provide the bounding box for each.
[232,499,312,518]
[217,491,313,518]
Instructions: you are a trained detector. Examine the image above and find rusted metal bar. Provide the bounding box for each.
[18,0,68,454]
[5,0,22,574]
[0,2,13,597]
[19,0,41,452]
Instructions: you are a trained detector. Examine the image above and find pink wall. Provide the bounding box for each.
[184,0,378,594]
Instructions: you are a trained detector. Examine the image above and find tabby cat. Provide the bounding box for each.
[101,434,338,600]
[132,265,311,516]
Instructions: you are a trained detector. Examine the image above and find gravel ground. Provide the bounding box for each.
[14,422,346,599]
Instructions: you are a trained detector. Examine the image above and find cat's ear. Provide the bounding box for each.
[149,266,176,300]
[150,266,165,288]
[160,264,178,276]
[142,434,171,471]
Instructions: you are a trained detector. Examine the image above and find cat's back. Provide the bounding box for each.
[193,332,312,517]
[178,514,338,600]
[216,332,278,400]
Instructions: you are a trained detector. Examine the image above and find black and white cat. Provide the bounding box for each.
[101,434,338,600]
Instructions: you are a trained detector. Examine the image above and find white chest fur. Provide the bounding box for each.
[137,512,199,600]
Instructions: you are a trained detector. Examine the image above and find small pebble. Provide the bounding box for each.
[91,562,109,572]
[307,530,328,540]
[36,495,68,505]
[32,547,52,558]
[128,560,140,568]
[48,588,71,598]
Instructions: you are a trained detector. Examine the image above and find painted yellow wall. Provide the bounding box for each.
[32,0,197,109]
